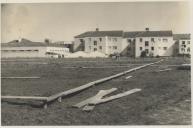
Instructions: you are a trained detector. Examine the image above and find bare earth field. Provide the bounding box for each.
[1,57,191,125]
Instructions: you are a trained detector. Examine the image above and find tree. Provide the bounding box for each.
[44,38,51,44]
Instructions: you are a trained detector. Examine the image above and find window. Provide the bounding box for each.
[140,38,143,42]
[145,49,149,54]
[99,38,102,42]
[113,38,117,42]
[151,47,154,50]
[163,47,167,50]
[163,38,168,42]
[99,46,102,50]
[89,46,91,49]
[188,41,190,44]
[94,48,97,51]
[80,39,84,43]
[128,39,132,43]
[94,41,97,45]
[151,38,154,42]
[181,48,184,51]
[182,41,185,44]
[145,41,149,46]
[140,47,143,51]
[108,37,111,41]
[187,47,190,52]
[113,46,117,50]
[2,50,9,52]
[158,38,161,41]
[133,39,136,43]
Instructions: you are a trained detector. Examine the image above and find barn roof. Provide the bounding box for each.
[173,34,191,40]
[74,30,124,38]
[75,30,173,38]
[123,31,143,38]
[135,31,173,37]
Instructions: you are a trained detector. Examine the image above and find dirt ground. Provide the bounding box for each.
[1,57,191,125]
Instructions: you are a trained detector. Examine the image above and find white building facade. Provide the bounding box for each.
[74,30,125,55]
[1,40,69,58]
[173,34,191,56]
[74,28,190,57]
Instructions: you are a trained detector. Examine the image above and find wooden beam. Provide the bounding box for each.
[82,88,142,111]
[125,76,132,79]
[73,88,117,108]
[1,77,40,79]
[1,96,48,101]
[99,88,141,104]
[47,59,164,103]
[157,68,172,72]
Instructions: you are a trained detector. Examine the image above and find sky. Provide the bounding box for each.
[1,1,191,43]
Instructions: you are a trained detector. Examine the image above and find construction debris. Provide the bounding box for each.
[1,59,163,109]
[74,88,141,112]
[46,59,163,105]
[1,96,48,101]
[157,68,172,72]
[1,77,40,79]
[125,76,132,79]
[73,88,117,108]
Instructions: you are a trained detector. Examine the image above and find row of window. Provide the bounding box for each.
[181,47,190,52]
[139,47,167,51]
[182,41,190,45]
[89,46,103,50]
[80,37,118,44]
[89,46,118,50]
[2,49,39,52]
[88,38,103,42]
[49,49,65,52]
[128,38,168,43]
[139,38,168,42]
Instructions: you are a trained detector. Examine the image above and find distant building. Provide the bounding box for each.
[74,28,181,57]
[130,29,174,57]
[74,29,125,55]
[1,38,69,58]
[173,34,191,56]
[53,41,74,52]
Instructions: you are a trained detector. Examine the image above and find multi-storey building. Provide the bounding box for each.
[74,28,182,57]
[173,34,191,56]
[74,29,125,55]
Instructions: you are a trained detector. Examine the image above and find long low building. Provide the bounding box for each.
[74,28,191,57]
[1,38,69,58]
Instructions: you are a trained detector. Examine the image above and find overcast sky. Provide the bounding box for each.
[1,1,191,43]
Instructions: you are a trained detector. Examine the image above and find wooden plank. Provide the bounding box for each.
[47,59,163,103]
[73,88,117,108]
[82,104,95,111]
[1,77,40,79]
[125,76,132,79]
[82,88,142,111]
[157,68,172,72]
[1,96,48,101]
[99,88,141,104]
